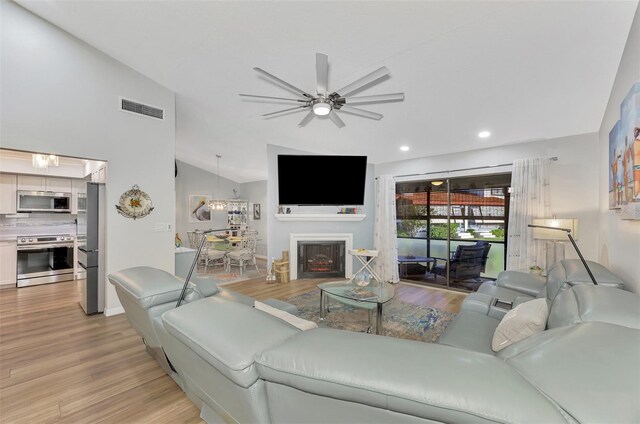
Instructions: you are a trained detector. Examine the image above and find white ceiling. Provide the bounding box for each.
[17,1,638,183]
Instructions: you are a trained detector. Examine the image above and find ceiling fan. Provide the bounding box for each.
[240,53,404,128]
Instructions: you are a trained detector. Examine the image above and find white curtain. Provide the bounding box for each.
[506,157,551,271]
[374,175,400,283]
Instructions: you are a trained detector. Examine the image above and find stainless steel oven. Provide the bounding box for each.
[16,235,75,287]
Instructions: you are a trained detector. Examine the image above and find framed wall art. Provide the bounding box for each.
[609,82,639,215]
[189,194,212,222]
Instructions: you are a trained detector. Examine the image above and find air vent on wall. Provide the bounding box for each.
[119,97,164,120]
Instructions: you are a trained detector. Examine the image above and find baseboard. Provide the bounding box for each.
[104,306,125,317]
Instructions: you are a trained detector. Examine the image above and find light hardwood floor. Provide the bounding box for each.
[0,277,465,423]
[223,277,467,314]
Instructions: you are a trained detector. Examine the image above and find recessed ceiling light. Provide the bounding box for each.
[478,131,491,139]
[431,180,444,186]
[400,146,410,152]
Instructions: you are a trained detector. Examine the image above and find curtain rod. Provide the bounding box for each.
[376,156,558,180]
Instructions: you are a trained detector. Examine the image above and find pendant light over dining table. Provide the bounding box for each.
[209,155,228,211]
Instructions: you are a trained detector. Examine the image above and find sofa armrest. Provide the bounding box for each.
[496,271,546,297]
[255,329,567,423]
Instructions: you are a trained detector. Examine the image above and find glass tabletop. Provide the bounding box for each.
[318,280,395,304]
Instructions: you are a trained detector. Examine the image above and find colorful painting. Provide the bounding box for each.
[609,82,640,209]
[189,195,211,222]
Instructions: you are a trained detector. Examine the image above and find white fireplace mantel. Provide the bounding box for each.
[275,213,366,222]
[289,233,353,280]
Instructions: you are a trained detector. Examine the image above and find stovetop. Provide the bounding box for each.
[17,234,74,245]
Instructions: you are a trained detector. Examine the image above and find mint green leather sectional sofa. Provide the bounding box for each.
[109,264,640,423]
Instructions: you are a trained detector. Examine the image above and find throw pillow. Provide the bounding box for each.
[492,298,549,352]
[255,300,318,331]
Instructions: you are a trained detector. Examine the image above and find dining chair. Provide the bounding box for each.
[227,230,259,275]
[186,231,201,249]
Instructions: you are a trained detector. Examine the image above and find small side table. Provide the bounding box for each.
[348,249,383,282]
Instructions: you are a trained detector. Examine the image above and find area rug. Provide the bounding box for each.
[286,289,456,343]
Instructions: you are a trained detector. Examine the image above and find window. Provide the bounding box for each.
[396,173,511,290]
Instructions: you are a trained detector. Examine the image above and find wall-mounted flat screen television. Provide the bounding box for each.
[278,155,367,205]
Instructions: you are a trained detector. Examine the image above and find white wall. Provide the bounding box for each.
[266,144,375,274]
[598,5,640,294]
[175,160,241,238]
[376,133,601,263]
[1,2,176,315]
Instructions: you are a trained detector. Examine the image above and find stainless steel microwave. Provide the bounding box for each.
[17,191,72,213]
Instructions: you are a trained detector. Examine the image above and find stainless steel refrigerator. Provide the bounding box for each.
[77,182,105,315]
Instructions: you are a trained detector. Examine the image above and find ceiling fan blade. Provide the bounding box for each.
[328,110,345,128]
[316,53,328,96]
[343,92,405,105]
[254,67,313,99]
[298,111,316,127]
[262,105,308,117]
[340,105,382,120]
[333,67,390,98]
[239,93,307,103]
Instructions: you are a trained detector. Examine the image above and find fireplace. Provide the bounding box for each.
[297,241,346,279]
[289,233,353,280]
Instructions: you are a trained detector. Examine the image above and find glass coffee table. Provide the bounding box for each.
[317,281,395,335]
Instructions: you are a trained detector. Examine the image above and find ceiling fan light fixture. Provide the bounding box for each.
[312,101,331,116]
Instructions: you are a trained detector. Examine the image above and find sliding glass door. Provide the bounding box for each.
[396,173,511,292]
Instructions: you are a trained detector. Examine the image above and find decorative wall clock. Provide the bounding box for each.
[115,184,154,220]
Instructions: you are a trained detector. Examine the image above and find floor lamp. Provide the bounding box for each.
[531,218,579,273]
[176,228,234,307]
[528,222,598,285]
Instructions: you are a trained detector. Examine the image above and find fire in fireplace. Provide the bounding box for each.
[298,241,345,279]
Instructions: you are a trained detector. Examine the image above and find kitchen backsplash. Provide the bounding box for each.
[0,214,77,239]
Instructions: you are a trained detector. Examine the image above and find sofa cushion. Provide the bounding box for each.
[548,285,640,330]
[108,266,186,310]
[492,298,548,352]
[256,329,568,423]
[254,301,316,331]
[436,311,500,355]
[546,259,625,302]
[499,322,640,424]
[186,275,219,297]
[495,271,546,297]
[161,297,299,388]
[216,288,255,306]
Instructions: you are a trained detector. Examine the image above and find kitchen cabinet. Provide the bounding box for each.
[91,165,107,183]
[45,177,72,193]
[0,174,17,214]
[16,175,72,193]
[17,175,45,191]
[0,241,17,286]
[71,179,87,215]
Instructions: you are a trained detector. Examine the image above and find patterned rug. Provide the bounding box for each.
[286,289,456,343]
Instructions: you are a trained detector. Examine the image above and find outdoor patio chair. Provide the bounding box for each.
[432,244,489,281]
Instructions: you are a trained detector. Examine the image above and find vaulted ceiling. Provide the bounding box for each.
[17,1,638,182]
